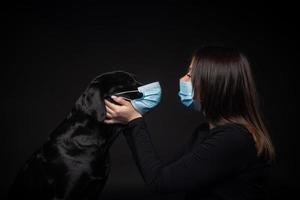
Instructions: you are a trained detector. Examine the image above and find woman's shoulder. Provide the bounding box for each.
[192,122,252,144]
[206,123,257,153]
[194,122,252,140]
[210,123,251,136]
[191,122,251,149]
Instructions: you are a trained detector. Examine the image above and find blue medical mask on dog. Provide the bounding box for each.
[178,80,201,111]
[113,82,162,114]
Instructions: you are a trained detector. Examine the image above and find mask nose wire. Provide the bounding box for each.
[112,90,139,95]
[111,90,140,101]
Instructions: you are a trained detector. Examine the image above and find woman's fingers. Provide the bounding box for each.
[104,99,119,111]
[103,96,132,125]
[111,96,130,105]
[104,118,123,124]
[105,105,114,115]
[105,110,113,118]
[104,97,130,112]
[104,119,116,124]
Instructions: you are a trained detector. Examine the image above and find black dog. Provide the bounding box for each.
[9,71,145,200]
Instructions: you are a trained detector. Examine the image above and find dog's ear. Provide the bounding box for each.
[75,86,106,122]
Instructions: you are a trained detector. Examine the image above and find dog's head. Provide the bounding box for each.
[74,71,144,122]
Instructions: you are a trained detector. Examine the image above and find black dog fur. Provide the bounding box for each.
[9,71,144,200]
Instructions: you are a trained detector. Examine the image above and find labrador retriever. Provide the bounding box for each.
[9,71,145,200]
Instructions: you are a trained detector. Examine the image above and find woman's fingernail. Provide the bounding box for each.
[111,95,117,99]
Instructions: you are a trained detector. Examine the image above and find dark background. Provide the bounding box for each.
[1,1,299,199]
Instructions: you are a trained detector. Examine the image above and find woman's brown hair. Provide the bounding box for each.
[190,46,275,160]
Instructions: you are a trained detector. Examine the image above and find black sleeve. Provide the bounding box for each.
[123,117,251,193]
[164,122,210,165]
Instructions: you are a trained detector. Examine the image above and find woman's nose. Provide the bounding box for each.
[180,74,191,82]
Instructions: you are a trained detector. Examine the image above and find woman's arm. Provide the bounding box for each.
[103,96,252,193]
[123,117,252,193]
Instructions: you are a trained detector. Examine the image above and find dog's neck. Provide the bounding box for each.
[62,108,123,144]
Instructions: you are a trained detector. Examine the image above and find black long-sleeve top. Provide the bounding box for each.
[123,117,271,200]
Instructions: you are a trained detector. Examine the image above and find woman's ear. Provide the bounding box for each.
[75,86,106,122]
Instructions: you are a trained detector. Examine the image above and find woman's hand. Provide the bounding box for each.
[104,96,142,124]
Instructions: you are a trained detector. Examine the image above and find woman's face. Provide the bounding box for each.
[179,60,200,101]
[180,63,192,82]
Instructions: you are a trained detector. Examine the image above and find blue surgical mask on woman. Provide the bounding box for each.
[178,80,201,111]
[112,82,162,114]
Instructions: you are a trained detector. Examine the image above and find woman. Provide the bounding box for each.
[104,46,275,200]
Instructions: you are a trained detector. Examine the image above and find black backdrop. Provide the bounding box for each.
[1,2,299,199]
